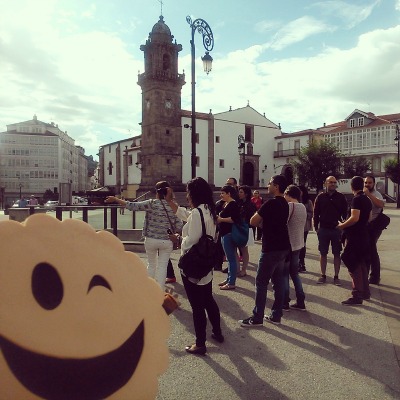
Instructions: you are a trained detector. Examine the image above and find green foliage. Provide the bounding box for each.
[384,158,400,184]
[291,140,342,192]
[342,156,371,178]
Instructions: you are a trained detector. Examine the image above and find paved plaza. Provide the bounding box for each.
[1,206,399,399]
[148,205,400,400]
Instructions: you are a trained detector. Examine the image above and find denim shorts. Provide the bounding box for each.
[317,227,342,256]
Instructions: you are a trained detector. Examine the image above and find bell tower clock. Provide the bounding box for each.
[137,16,186,191]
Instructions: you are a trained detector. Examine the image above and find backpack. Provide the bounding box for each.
[178,208,217,279]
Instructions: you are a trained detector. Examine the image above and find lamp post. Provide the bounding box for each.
[238,134,245,184]
[186,15,214,179]
[395,124,400,209]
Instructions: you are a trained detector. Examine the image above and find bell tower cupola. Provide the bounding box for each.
[137,16,186,191]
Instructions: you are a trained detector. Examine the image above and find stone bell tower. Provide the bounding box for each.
[137,16,186,192]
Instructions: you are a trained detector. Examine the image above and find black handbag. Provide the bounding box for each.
[369,211,390,231]
[178,208,217,279]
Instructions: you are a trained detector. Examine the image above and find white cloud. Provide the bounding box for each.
[254,20,280,34]
[267,16,335,51]
[312,0,381,29]
[192,24,400,133]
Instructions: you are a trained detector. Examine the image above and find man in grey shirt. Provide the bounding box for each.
[364,175,385,285]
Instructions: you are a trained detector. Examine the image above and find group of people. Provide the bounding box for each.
[105,172,386,354]
[313,174,385,305]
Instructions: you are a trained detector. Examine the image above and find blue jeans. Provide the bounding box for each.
[282,250,305,307]
[253,250,289,322]
[221,233,238,285]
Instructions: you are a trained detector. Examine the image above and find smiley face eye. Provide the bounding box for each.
[32,262,64,310]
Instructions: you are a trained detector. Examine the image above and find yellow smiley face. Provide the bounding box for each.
[0,214,170,399]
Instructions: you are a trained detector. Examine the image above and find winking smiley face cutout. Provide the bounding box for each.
[0,214,170,399]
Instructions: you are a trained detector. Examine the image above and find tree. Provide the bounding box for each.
[342,156,371,178]
[292,141,342,192]
[384,159,400,184]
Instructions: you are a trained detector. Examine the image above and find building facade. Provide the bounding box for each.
[0,115,90,205]
[273,109,399,196]
[98,17,282,198]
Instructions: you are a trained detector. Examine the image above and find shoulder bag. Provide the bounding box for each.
[369,210,390,231]
[178,208,217,279]
[231,221,249,247]
[161,200,181,250]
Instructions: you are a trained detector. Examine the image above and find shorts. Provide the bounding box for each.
[317,227,342,256]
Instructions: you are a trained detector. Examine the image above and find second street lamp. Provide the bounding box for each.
[186,15,214,179]
[395,124,400,209]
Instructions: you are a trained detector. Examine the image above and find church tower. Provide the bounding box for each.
[137,16,186,192]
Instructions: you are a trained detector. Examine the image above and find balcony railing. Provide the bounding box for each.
[274,149,300,158]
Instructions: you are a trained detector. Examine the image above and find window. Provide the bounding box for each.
[108,145,111,153]
[166,159,171,165]
[245,125,254,143]
[350,119,355,128]
[195,156,200,167]
[108,161,113,175]
[163,54,170,70]
[219,159,224,168]
[215,136,220,143]
[196,133,199,144]
[128,155,133,165]
[166,129,170,135]
[294,140,300,154]
[358,117,364,126]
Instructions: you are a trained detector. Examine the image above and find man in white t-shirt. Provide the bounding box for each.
[364,175,385,285]
[280,185,307,311]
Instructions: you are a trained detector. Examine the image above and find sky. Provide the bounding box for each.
[1,0,399,159]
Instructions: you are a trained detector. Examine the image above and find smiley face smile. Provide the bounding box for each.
[0,320,144,400]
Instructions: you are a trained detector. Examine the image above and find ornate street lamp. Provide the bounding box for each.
[186,16,214,179]
[395,124,400,209]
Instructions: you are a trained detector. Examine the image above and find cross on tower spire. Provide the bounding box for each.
[158,0,164,16]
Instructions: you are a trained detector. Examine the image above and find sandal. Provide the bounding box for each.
[220,284,236,290]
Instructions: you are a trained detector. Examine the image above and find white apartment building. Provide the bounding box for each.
[0,115,89,205]
[274,109,399,196]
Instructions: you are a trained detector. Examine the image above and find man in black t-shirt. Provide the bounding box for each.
[239,175,290,326]
[337,176,372,305]
[313,176,348,285]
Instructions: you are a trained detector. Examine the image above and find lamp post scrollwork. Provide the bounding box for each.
[186,15,214,179]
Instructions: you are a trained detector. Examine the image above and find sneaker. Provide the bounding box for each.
[341,297,363,306]
[239,317,263,327]
[290,303,306,311]
[282,304,290,312]
[317,275,326,284]
[165,277,176,283]
[264,315,281,325]
[298,264,306,273]
[333,277,342,286]
[218,280,228,286]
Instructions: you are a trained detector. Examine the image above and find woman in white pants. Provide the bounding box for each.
[106,181,182,288]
